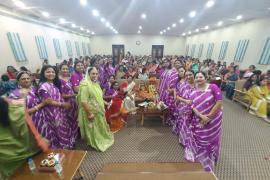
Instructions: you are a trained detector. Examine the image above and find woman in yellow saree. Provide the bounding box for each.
[77,67,114,152]
[248,76,270,122]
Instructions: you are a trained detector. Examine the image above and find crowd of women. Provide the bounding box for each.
[1,54,270,178]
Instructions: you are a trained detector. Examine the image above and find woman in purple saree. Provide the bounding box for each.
[29,65,73,149]
[184,71,223,172]
[59,64,78,147]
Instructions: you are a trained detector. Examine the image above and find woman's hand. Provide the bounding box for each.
[185,99,192,104]
[62,102,71,109]
[200,115,211,125]
[87,113,94,121]
[42,98,53,105]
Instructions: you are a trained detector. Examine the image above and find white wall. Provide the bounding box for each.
[186,17,270,71]
[90,35,186,56]
[0,14,90,74]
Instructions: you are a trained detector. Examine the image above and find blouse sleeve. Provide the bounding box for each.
[38,84,51,100]
[70,74,80,87]
[80,86,89,102]
[211,84,222,101]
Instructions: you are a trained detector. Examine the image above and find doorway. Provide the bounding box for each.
[152,45,164,59]
[112,45,125,65]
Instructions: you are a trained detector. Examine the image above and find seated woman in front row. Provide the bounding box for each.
[0,97,49,179]
[106,82,137,133]
[247,75,270,122]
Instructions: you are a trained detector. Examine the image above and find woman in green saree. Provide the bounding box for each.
[0,97,49,179]
[77,67,114,152]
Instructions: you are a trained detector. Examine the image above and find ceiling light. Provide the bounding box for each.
[71,23,76,28]
[105,22,110,27]
[80,27,84,31]
[141,13,147,19]
[110,26,113,30]
[189,11,196,18]
[188,31,192,35]
[138,30,141,34]
[101,17,105,22]
[139,26,142,30]
[172,23,176,28]
[80,0,87,6]
[59,18,66,24]
[179,18,184,23]
[204,25,209,30]
[91,32,95,35]
[115,31,118,34]
[41,11,49,18]
[195,29,199,32]
[206,0,215,8]
[236,15,242,20]
[92,9,99,17]
[217,21,223,26]
[182,33,186,36]
[86,30,90,33]
[163,30,166,33]
[160,31,163,35]
[167,27,171,30]
[14,1,26,8]
[268,7,270,10]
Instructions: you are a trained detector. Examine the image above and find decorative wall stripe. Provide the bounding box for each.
[82,42,87,56]
[65,40,73,57]
[87,43,91,56]
[258,37,270,65]
[185,45,189,56]
[197,44,204,58]
[53,38,62,58]
[190,44,196,57]
[218,41,229,60]
[75,42,81,57]
[206,43,214,59]
[7,32,27,62]
[35,36,48,59]
[234,39,249,62]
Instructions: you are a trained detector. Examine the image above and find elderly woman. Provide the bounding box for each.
[77,67,114,152]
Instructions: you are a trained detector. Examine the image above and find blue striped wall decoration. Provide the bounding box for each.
[35,36,48,59]
[82,42,86,56]
[185,45,189,56]
[87,43,91,55]
[75,42,81,57]
[258,37,270,65]
[65,40,73,57]
[218,41,229,60]
[7,32,27,62]
[190,44,196,57]
[234,39,249,62]
[53,38,62,58]
[197,44,204,58]
[206,43,214,59]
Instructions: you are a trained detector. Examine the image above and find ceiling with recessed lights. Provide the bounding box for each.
[0,0,270,36]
